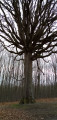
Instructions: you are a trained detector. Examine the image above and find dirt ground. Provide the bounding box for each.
[0,108,36,120]
[0,101,36,120]
[0,98,57,120]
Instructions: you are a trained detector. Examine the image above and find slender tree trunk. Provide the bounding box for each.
[20,52,34,103]
[55,69,57,83]
[37,72,40,98]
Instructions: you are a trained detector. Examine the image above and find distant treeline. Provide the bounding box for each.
[0,83,57,102]
[34,83,57,99]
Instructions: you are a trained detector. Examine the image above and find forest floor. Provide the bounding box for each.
[0,98,57,120]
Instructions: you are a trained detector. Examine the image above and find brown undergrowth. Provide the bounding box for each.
[36,97,57,103]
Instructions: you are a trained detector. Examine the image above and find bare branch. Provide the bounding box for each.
[0,0,57,59]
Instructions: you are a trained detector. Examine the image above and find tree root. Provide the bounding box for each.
[20,97,35,104]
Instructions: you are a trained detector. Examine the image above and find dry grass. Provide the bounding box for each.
[0,101,18,106]
[36,97,57,103]
[0,97,57,106]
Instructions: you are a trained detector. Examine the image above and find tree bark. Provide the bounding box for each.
[20,52,34,104]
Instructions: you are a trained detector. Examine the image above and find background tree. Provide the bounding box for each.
[51,54,57,83]
[0,0,57,103]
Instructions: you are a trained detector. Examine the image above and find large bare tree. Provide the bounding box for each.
[0,0,57,103]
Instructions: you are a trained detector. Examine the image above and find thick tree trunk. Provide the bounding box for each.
[20,52,35,104]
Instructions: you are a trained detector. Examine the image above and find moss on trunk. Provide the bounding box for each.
[20,53,35,104]
[20,97,35,104]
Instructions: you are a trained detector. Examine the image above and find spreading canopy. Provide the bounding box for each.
[0,0,57,60]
